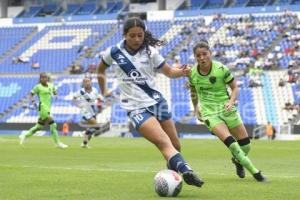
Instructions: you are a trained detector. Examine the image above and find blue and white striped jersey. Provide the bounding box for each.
[73,87,100,118]
[102,40,166,110]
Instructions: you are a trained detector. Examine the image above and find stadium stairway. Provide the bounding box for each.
[0,75,38,120]
[261,73,278,125]
[250,76,268,125]
[269,71,298,125]
[164,18,201,61]
[260,15,298,68]
[71,23,119,69]
[0,27,38,64]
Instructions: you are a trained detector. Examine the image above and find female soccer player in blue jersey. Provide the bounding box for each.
[97,17,203,187]
[189,40,266,182]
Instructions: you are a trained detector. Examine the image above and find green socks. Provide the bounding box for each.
[240,143,251,156]
[238,137,251,156]
[24,122,62,146]
[229,142,259,174]
[50,123,60,144]
[25,124,44,138]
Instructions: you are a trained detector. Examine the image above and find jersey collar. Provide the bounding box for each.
[197,61,213,76]
[120,40,142,56]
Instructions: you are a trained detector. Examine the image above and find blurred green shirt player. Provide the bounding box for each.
[19,73,68,148]
[32,80,56,120]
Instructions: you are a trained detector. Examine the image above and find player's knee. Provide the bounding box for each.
[223,136,236,148]
[237,137,250,146]
[38,118,46,125]
[238,137,251,153]
[238,137,251,150]
[85,128,94,135]
[49,122,57,130]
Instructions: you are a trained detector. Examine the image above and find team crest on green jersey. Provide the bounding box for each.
[209,76,216,84]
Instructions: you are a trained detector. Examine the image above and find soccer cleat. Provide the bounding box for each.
[253,171,267,182]
[19,134,26,145]
[231,157,245,178]
[182,171,204,187]
[81,143,91,149]
[57,142,68,149]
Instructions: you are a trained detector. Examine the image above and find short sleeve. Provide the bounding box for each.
[188,67,196,87]
[31,85,39,95]
[188,77,194,87]
[150,47,165,70]
[101,47,113,66]
[223,66,234,84]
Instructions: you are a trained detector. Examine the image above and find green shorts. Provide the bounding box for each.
[202,110,243,132]
[38,104,50,120]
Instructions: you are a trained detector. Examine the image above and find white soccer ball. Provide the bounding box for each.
[154,169,183,197]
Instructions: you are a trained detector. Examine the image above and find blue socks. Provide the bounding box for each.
[168,153,192,173]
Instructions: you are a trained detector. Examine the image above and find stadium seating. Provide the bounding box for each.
[0,26,35,57]
[0,77,38,115]
[1,4,299,128]
[0,23,114,73]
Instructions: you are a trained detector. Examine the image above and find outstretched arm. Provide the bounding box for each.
[160,63,191,78]
[190,85,202,120]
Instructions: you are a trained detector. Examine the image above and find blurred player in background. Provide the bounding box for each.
[73,76,103,148]
[189,40,267,182]
[19,73,68,149]
[97,17,204,187]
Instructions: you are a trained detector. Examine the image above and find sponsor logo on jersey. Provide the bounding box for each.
[122,69,148,84]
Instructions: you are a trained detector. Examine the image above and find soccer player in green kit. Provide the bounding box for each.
[19,73,68,149]
[188,40,266,182]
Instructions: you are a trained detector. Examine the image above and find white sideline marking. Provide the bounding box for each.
[0,164,154,173]
[0,138,18,142]
[0,164,299,179]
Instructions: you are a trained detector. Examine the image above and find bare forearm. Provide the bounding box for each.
[98,75,106,95]
[229,87,238,104]
[97,64,107,95]
[190,87,198,111]
[167,68,185,78]
[161,64,189,78]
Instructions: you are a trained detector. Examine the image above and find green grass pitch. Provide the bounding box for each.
[0,135,299,200]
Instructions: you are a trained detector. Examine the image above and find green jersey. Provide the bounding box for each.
[189,60,235,117]
[31,83,56,108]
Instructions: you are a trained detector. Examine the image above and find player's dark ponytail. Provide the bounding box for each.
[143,30,165,56]
[123,17,165,56]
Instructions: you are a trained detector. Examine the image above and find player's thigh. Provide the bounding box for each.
[229,123,249,140]
[139,117,173,148]
[39,106,50,121]
[86,117,97,125]
[203,115,224,132]
[221,110,243,129]
[222,110,247,140]
[205,115,232,141]
[211,123,232,141]
[160,118,181,151]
